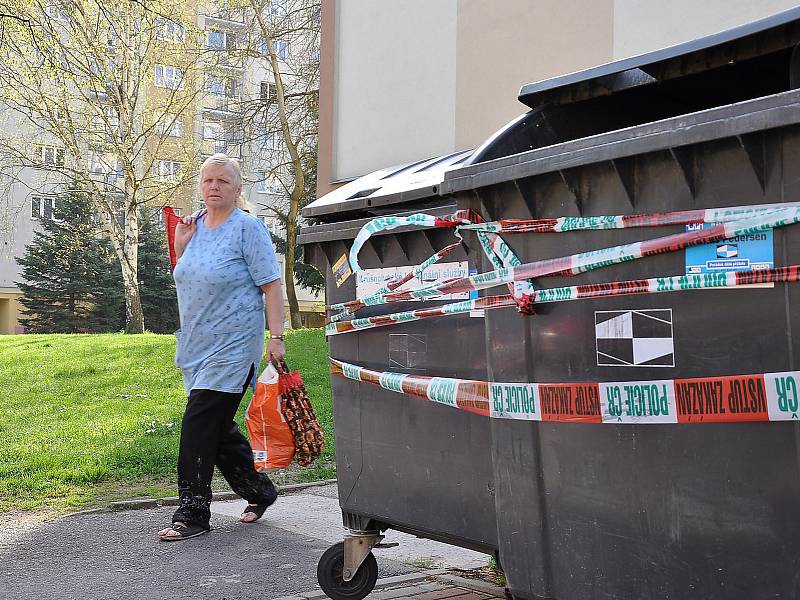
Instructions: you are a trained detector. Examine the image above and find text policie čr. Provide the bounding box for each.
[606,384,669,418]
[491,384,538,416]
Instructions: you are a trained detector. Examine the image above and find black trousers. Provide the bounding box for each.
[173,365,277,529]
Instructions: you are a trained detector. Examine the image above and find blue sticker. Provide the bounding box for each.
[469,268,479,300]
[685,223,773,274]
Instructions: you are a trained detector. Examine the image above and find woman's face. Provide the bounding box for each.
[201,164,241,209]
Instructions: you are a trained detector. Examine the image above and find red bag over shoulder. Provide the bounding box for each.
[162,206,181,271]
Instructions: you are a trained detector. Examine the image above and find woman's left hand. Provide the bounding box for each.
[267,338,286,363]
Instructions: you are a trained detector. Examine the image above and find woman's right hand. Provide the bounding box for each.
[174,214,200,259]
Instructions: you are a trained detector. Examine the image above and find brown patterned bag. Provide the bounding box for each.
[277,359,325,467]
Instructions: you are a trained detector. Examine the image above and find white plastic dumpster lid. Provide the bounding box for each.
[303,149,473,219]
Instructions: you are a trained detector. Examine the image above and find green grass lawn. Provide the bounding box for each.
[0,328,334,514]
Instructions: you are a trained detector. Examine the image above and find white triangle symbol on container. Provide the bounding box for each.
[632,338,674,364]
[595,312,633,339]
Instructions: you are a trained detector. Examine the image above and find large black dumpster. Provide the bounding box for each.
[301,151,500,598]
[301,7,800,599]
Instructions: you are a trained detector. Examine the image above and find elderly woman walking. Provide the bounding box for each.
[158,153,286,541]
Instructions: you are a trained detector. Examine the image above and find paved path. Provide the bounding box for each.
[213,484,489,571]
[0,484,503,600]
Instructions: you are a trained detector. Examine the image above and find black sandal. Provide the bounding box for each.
[240,503,270,522]
[159,521,209,542]
[240,481,279,523]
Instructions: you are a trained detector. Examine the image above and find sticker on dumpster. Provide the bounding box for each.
[332,253,352,287]
[489,383,541,420]
[764,371,800,420]
[599,380,677,423]
[468,268,485,317]
[685,223,774,287]
[674,374,768,422]
[356,262,470,301]
[595,309,674,367]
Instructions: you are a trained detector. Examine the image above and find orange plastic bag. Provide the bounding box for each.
[246,363,295,470]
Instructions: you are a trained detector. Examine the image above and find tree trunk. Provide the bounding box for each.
[123,204,144,333]
[252,5,307,329]
[122,263,145,333]
[284,254,301,328]
[105,199,144,334]
[285,189,302,328]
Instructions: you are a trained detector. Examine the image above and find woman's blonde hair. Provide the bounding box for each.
[199,153,249,210]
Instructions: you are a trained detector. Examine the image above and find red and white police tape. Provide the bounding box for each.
[329,205,800,319]
[326,266,800,335]
[330,358,800,424]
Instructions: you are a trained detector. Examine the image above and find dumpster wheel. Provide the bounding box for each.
[317,541,378,600]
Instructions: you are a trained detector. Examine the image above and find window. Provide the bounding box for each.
[274,40,288,60]
[259,39,288,60]
[156,114,183,137]
[88,152,122,182]
[260,81,276,103]
[207,30,224,48]
[34,144,65,166]
[205,75,225,96]
[91,106,119,140]
[267,0,287,17]
[206,75,240,97]
[44,4,68,21]
[31,196,56,220]
[261,216,278,233]
[207,30,236,49]
[256,170,282,194]
[203,122,222,140]
[258,130,281,151]
[155,17,185,43]
[156,160,182,182]
[154,64,184,89]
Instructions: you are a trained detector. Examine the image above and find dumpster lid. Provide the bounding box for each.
[303,149,473,219]
[519,6,800,108]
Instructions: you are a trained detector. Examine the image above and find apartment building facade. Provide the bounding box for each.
[0,0,323,334]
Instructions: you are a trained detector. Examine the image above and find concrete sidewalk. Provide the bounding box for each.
[212,483,505,599]
[0,482,506,600]
[212,483,488,571]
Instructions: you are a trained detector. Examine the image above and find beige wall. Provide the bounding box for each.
[0,291,21,334]
[327,0,614,183]
[454,0,613,151]
[333,0,458,181]
[321,0,800,193]
[612,0,800,59]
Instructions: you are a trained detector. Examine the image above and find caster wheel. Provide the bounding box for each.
[317,541,378,600]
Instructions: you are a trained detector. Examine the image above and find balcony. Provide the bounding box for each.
[201,139,242,158]
[207,51,244,71]
[203,9,246,27]
[202,94,243,119]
